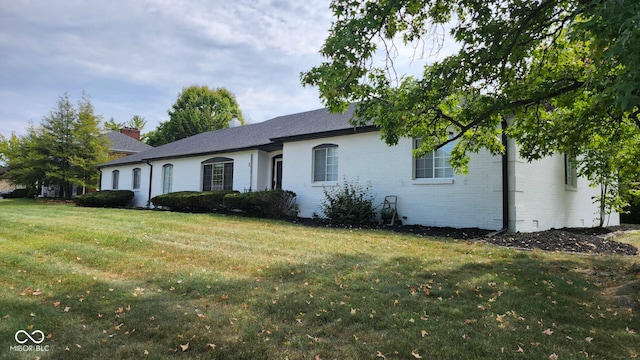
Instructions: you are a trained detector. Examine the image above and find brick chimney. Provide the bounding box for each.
[120,127,140,141]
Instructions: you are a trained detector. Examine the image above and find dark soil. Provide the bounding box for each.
[291,218,639,256]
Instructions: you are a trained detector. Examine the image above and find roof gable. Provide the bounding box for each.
[106,131,154,153]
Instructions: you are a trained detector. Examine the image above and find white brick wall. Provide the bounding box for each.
[282,132,504,230]
[100,131,619,232]
[508,139,619,231]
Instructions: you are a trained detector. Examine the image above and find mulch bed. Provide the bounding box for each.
[292,218,640,256]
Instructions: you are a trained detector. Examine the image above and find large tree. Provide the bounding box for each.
[146,86,244,146]
[301,0,640,170]
[0,93,108,198]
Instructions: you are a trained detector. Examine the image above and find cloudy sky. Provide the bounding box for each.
[0,1,453,137]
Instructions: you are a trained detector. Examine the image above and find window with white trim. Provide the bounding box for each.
[132,168,141,190]
[313,144,338,182]
[414,138,454,179]
[162,164,173,194]
[112,170,119,190]
[565,155,577,188]
[202,158,234,191]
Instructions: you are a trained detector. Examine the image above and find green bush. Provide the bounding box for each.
[320,179,377,226]
[3,188,30,198]
[73,190,134,207]
[223,190,297,218]
[621,193,640,224]
[151,191,237,212]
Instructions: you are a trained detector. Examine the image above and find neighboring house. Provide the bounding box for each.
[40,128,153,197]
[97,106,619,232]
[106,128,154,159]
[0,167,26,195]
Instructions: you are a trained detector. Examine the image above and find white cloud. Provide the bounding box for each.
[0,1,455,137]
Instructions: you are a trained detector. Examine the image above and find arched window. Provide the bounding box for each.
[132,168,141,190]
[112,170,120,190]
[162,164,173,194]
[313,144,338,182]
[202,157,233,191]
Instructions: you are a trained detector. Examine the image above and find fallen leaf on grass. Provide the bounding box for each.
[180,343,189,352]
[543,328,553,336]
[549,353,558,360]
[411,349,422,358]
[376,351,386,358]
[206,343,216,350]
[585,337,593,343]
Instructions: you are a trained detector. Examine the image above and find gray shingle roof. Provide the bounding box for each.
[106,131,154,153]
[98,105,374,168]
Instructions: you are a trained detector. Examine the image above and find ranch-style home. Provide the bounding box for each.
[97,106,619,233]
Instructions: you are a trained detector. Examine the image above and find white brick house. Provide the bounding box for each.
[98,106,618,232]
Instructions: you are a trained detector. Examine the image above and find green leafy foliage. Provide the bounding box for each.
[73,190,135,207]
[104,115,147,132]
[301,0,640,172]
[320,178,377,226]
[223,190,298,218]
[0,93,109,198]
[146,86,244,146]
[150,190,237,212]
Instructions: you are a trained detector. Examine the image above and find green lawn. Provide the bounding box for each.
[0,199,638,359]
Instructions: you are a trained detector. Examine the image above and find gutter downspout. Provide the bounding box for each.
[145,160,153,208]
[249,153,254,192]
[501,119,509,232]
[487,119,510,237]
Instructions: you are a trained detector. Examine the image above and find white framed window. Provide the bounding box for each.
[313,144,338,182]
[202,158,234,191]
[132,168,141,190]
[112,170,119,190]
[565,155,577,188]
[414,139,454,179]
[162,164,173,194]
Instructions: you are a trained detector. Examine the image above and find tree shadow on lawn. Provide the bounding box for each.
[1,252,638,359]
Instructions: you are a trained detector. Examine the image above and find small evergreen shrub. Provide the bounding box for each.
[223,190,297,218]
[150,191,237,212]
[320,178,377,226]
[73,190,134,207]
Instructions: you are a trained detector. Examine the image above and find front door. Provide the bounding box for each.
[272,155,283,190]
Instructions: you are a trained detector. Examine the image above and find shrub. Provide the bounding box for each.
[73,190,134,207]
[3,188,30,198]
[150,191,237,212]
[320,178,377,226]
[621,192,640,224]
[223,190,297,218]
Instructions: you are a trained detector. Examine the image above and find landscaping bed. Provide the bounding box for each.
[293,218,640,255]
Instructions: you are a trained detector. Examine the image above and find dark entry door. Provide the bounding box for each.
[272,155,283,190]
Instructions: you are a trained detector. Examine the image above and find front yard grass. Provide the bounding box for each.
[0,199,638,359]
